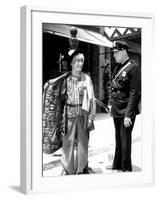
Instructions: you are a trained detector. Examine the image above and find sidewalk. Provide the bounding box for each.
[43,113,142,176]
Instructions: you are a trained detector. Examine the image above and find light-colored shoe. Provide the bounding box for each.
[106,165,114,170]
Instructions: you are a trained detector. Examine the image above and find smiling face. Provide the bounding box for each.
[71,53,85,73]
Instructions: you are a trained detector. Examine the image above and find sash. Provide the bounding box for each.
[112,61,131,83]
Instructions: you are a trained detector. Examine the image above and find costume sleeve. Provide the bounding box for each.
[88,77,96,121]
[125,64,141,118]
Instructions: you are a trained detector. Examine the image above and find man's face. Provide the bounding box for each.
[113,49,125,63]
[71,53,84,72]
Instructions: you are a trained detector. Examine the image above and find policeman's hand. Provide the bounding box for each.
[87,119,93,128]
[124,117,132,128]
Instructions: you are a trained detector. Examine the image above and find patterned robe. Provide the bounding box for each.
[42,72,96,156]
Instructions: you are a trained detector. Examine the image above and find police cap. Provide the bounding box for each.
[113,40,130,51]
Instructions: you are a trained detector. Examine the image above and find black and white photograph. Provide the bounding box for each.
[42,23,142,177]
[1,0,159,199]
[20,7,154,194]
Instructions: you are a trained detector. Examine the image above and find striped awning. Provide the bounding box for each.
[43,24,113,48]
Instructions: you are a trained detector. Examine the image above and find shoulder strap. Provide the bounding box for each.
[112,61,131,83]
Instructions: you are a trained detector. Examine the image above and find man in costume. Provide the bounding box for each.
[43,49,96,175]
[107,41,141,172]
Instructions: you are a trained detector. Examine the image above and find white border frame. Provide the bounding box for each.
[20,6,155,194]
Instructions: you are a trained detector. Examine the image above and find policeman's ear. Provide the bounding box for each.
[123,49,128,56]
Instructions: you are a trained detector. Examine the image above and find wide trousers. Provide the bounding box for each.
[61,116,88,175]
[113,116,136,171]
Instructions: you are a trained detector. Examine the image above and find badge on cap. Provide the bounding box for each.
[122,71,127,77]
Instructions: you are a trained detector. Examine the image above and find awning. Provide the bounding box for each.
[43,24,113,48]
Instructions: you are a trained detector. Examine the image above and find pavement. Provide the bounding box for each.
[43,113,142,177]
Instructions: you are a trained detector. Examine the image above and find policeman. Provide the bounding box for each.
[107,40,141,172]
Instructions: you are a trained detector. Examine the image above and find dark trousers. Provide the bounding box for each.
[113,116,136,171]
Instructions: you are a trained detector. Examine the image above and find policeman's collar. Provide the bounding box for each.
[121,58,130,66]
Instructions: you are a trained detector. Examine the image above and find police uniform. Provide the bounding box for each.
[110,41,141,171]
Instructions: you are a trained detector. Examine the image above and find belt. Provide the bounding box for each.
[112,97,128,104]
[112,91,127,98]
[66,103,82,107]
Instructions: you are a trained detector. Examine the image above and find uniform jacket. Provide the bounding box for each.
[111,59,141,118]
